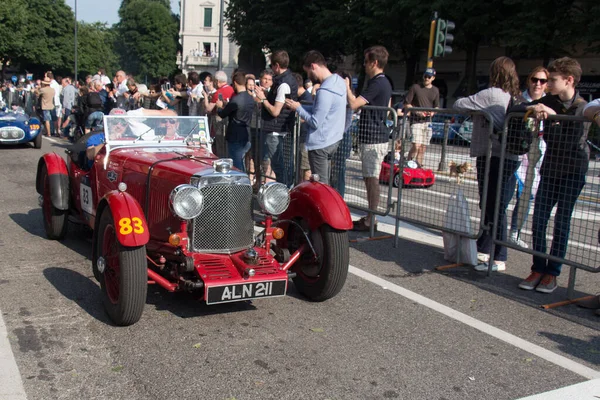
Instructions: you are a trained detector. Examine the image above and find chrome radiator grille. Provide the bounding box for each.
[191,183,254,253]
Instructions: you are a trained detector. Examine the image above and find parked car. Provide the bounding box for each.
[0,106,43,148]
[36,115,352,325]
[379,153,435,188]
[430,114,472,143]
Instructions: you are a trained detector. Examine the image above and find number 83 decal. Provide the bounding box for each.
[118,217,145,235]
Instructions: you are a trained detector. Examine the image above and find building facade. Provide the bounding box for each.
[177,0,239,76]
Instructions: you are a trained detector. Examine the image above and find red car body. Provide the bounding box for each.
[36,116,352,325]
[379,159,435,188]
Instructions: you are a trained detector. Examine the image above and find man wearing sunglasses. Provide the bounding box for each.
[158,118,181,140]
[405,68,440,168]
[85,108,177,162]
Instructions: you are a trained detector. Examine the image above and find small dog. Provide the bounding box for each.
[449,161,472,184]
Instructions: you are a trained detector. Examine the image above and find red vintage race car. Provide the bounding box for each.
[36,114,352,326]
[379,154,435,188]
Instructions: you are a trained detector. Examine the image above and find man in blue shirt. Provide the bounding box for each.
[285,50,347,185]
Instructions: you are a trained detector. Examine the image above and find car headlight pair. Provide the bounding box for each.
[258,183,290,216]
[170,185,204,220]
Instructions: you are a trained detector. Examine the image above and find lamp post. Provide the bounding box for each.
[74,0,78,82]
[217,0,224,70]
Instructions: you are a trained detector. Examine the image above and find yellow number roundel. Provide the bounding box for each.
[118,217,144,235]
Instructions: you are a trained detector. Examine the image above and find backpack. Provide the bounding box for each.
[505,96,534,156]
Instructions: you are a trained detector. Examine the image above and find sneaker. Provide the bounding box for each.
[518,271,543,290]
[477,253,490,263]
[508,231,529,248]
[474,261,506,272]
[535,275,558,293]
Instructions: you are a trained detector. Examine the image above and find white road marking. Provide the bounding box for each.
[348,265,600,380]
[0,311,27,400]
[515,378,600,399]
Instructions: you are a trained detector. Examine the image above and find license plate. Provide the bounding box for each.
[206,280,287,305]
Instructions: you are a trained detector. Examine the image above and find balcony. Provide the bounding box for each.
[186,55,218,67]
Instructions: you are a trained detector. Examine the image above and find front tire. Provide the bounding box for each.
[96,208,147,326]
[393,173,401,188]
[33,133,42,149]
[41,166,68,239]
[290,223,349,301]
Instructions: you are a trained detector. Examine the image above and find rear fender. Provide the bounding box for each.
[280,181,352,231]
[37,153,69,210]
[95,191,150,247]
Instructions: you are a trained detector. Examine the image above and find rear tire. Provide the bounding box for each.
[291,223,349,301]
[96,208,147,326]
[41,166,68,240]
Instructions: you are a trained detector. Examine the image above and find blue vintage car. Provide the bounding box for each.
[0,108,43,148]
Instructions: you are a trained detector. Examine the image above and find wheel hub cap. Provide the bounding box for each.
[97,256,106,274]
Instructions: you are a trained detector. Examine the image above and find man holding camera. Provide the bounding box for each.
[285,51,346,185]
[254,50,298,186]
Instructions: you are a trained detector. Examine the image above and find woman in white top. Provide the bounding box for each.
[508,67,549,248]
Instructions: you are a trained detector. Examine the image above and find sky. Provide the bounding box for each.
[64,0,180,25]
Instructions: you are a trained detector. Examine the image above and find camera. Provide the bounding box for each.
[218,93,223,102]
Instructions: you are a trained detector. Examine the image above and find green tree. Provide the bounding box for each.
[225,0,354,71]
[77,22,120,78]
[0,0,28,61]
[3,0,75,75]
[117,0,179,79]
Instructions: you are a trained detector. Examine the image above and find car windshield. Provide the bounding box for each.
[103,115,210,147]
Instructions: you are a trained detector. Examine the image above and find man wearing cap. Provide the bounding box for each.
[405,68,440,167]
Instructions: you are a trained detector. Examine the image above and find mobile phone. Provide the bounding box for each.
[284,94,291,100]
[218,93,223,102]
[165,82,171,90]
[255,79,260,86]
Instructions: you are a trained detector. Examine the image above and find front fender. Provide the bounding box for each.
[37,153,69,210]
[96,191,150,247]
[280,181,352,231]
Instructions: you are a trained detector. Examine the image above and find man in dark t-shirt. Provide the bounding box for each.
[345,45,393,231]
[405,68,440,166]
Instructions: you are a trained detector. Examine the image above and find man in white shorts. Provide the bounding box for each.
[405,68,440,167]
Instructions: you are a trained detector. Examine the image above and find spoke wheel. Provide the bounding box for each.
[290,222,349,301]
[96,208,147,326]
[41,166,68,239]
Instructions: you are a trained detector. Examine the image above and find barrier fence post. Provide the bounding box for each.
[438,119,449,172]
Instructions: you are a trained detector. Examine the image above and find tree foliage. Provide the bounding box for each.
[77,22,120,78]
[226,0,599,92]
[116,0,179,79]
[225,0,353,71]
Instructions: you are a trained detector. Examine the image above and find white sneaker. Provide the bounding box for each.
[477,253,490,263]
[474,262,506,272]
[508,231,529,248]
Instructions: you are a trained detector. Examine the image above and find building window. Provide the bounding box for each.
[204,8,212,27]
[203,43,211,56]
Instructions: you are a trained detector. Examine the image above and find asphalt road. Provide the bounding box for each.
[0,137,599,400]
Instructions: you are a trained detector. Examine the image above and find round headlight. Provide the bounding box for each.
[258,182,290,215]
[170,184,204,220]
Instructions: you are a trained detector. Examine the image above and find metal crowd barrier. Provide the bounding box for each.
[490,112,599,298]
[391,108,495,251]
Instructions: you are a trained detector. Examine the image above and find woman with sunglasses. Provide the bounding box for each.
[508,67,549,249]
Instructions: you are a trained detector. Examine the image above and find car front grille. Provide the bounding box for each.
[0,127,25,140]
[190,182,254,253]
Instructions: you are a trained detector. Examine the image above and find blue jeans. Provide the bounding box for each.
[531,173,585,276]
[331,128,353,196]
[86,111,104,129]
[263,133,289,186]
[228,141,251,172]
[510,179,534,232]
[476,156,520,262]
